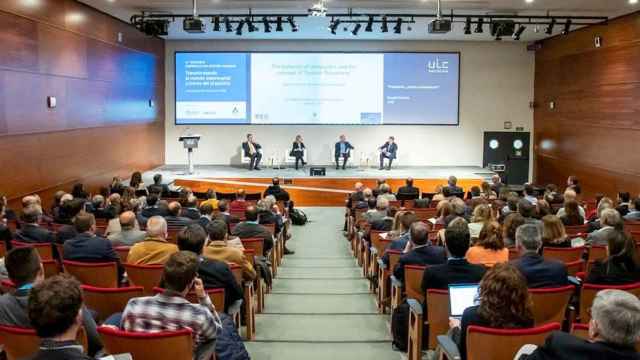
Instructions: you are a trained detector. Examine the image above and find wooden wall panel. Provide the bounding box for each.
[0,0,165,207]
[534,11,640,198]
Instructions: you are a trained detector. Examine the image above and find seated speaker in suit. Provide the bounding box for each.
[242,133,262,171]
[290,134,307,170]
[511,224,568,288]
[397,178,420,200]
[519,289,640,360]
[334,134,354,170]
[393,222,446,283]
[15,205,55,244]
[378,136,398,170]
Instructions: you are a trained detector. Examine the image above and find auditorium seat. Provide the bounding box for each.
[98,326,193,360]
[376,249,401,314]
[565,260,584,276]
[63,260,118,288]
[565,224,589,236]
[437,322,561,360]
[529,285,574,325]
[115,246,131,264]
[578,282,640,323]
[229,262,255,340]
[543,246,584,263]
[0,242,6,258]
[10,240,54,261]
[407,289,450,359]
[124,263,164,295]
[624,221,640,233]
[81,285,144,322]
[0,325,87,360]
[586,245,608,264]
[391,265,427,312]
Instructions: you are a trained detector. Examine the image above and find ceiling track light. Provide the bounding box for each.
[329,18,341,35]
[463,17,471,35]
[545,18,556,34]
[224,17,232,32]
[276,16,283,32]
[212,16,220,31]
[262,17,271,33]
[393,18,403,34]
[235,20,245,35]
[352,23,362,35]
[288,16,298,32]
[365,15,374,32]
[513,25,526,40]
[561,19,572,35]
[475,17,484,33]
[381,16,388,33]
[246,17,257,32]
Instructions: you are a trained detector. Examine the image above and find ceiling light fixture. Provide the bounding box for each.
[365,16,374,32]
[276,16,283,32]
[288,16,298,32]
[464,17,471,35]
[474,17,484,33]
[262,17,271,33]
[561,19,572,35]
[212,16,220,31]
[545,18,556,34]
[512,25,526,40]
[352,23,362,35]
[381,16,388,32]
[393,18,403,34]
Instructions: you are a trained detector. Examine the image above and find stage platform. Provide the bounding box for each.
[143,165,494,206]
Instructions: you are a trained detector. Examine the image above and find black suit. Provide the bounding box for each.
[194,216,211,232]
[231,221,273,256]
[511,253,569,288]
[63,233,123,282]
[264,185,290,202]
[181,207,201,220]
[379,142,398,170]
[290,142,306,169]
[197,256,243,313]
[520,331,639,360]
[421,258,486,292]
[444,185,464,196]
[164,215,192,229]
[242,141,262,170]
[147,183,170,196]
[393,245,447,283]
[334,141,354,169]
[15,224,55,244]
[55,225,77,244]
[141,206,167,220]
[397,185,420,200]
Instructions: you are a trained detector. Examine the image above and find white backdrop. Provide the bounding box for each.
[165,40,534,170]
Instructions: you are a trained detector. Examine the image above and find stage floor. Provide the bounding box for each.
[142,165,493,206]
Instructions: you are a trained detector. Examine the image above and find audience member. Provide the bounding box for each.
[466,221,509,267]
[377,184,397,202]
[587,197,614,231]
[586,230,640,285]
[435,200,453,226]
[129,171,147,194]
[257,196,283,235]
[444,176,464,195]
[518,199,541,226]
[541,215,571,248]
[490,174,504,194]
[502,213,525,247]
[63,212,123,280]
[523,184,538,206]
[127,216,178,265]
[468,204,492,239]
[55,199,84,243]
[231,206,273,256]
[181,195,201,220]
[264,177,290,202]
[107,211,146,247]
[15,205,54,244]
[480,181,497,200]
[543,184,564,204]
[536,199,552,219]
[27,275,94,360]
[0,202,12,244]
[90,194,110,219]
[381,212,418,266]
[616,192,632,217]
[140,193,166,220]
[559,200,585,226]
[214,200,239,230]
[200,189,219,210]
[393,222,446,283]
[397,178,420,199]
[364,198,389,224]
[165,201,193,228]
[499,194,520,223]
[566,175,581,195]
[586,209,623,246]
[121,251,222,360]
[229,189,248,213]
[204,220,256,281]
[556,189,585,219]
[623,197,640,221]
[177,225,243,313]
[512,224,568,288]
[447,263,534,360]
[54,193,75,224]
[147,173,170,195]
[196,203,215,230]
[520,290,640,360]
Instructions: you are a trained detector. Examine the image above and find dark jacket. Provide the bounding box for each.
[63,233,123,281]
[586,256,640,285]
[397,185,420,200]
[28,340,92,360]
[147,183,170,196]
[334,141,354,158]
[381,233,410,266]
[231,222,273,256]
[512,253,568,288]
[264,185,290,202]
[520,331,640,360]
[290,142,305,156]
[242,141,262,157]
[421,258,486,292]
[141,205,168,220]
[393,245,447,282]
[197,256,243,313]
[181,207,201,220]
[15,223,55,244]
[55,225,77,244]
[379,141,398,159]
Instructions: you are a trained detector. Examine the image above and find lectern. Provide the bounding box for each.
[179,135,201,175]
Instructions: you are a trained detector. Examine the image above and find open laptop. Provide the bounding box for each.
[449,284,480,319]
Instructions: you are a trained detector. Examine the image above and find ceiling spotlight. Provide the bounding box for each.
[513,25,526,40]
[235,20,245,35]
[352,23,362,35]
[561,19,572,35]
[365,16,374,32]
[533,25,539,33]
[393,18,403,34]
[329,19,341,35]
[288,16,298,32]
[463,17,471,35]
[262,17,271,33]
[381,16,388,32]
[545,18,556,34]
[308,0,328,17]
[224,17,232,32]
[212,16,220,31]
[247,17,257,32]
[474,17,484,33]
[276,16,283,32]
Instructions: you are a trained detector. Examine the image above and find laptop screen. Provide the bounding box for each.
[449,284,480,317]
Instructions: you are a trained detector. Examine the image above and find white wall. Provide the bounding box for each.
[165,40,534,168]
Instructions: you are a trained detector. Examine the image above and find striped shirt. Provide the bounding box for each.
[121,291,222,347]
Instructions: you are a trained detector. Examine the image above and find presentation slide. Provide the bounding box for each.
[175,52,459,125]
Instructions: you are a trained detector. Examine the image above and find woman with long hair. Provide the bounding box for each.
[480,181,497,200]
[502,212,525,247]
[466,220,509,267]
[560,199,584,226]
[541,215,571,248]
[468,204,492,239]
[587,230,640,285]
[435,200,453,226]
[448,263,534,360]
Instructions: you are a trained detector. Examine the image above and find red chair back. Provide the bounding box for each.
[543,246,584,263]
[81,285,144,322]
[413,208,437,222]
[370,231,387,255]
[426,289,450,349]
[529,285,574,325]
[624,221,640,233]
[240,237,264,257]
[98,326,193,360]
[63,260,118,288]
[565,224,589,236]
[0,242,6,258]
[565,260,584,276]
[11,240,54,261]
[42,259,61,278]
[124,263,164,295]
[466,323,561,360]
[579,282,640,323]
[587,245,607,263]
[404,265,427,303]
[115,246,131,264]
[387,250,402,273]
[0,325,87,360]
[229,262,243,285]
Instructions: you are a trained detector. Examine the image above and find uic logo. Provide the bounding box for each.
[427,58,449,73]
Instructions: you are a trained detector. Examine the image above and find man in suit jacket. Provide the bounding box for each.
[63,212,123,282]
[164,202,192,228]
[393,222,446,283]
[140,194,167,221]
[107,211,146,247]
[180,195,201,220]
[231,206,273,256]
[397,178,420,200]
[443,175,464,195]
[378,136,398,170]
[334,134,354,170]
[623,197,640,221]
[382,212,418,266]
[15,205,55,244]
[204,220,256,281]
[176,223,243,313]
[520,290,640,360]
[264,178,290,202]
[421,218,486,292]
[195,203,214,231]
[127,216,178,265]
[511,224,568,288]
[147,173,170,196]
[242,133,262,171]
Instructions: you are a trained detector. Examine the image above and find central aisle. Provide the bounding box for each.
[245,207,400,360]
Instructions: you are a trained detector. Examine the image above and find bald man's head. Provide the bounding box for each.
[168,201,182,216]
[119,211,136,231]
[146,216,167,238]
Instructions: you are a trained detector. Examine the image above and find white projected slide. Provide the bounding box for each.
[250,53,383,124]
